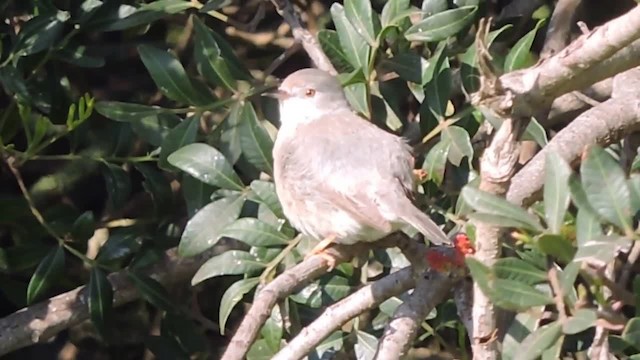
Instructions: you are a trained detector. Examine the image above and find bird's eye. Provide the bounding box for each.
[305,88,316,97]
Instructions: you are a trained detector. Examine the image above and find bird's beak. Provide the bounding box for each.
[263,89,291,100]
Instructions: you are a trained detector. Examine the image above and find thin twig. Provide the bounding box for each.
[547,260,568,322]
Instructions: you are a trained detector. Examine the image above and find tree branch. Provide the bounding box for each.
[375,271,455,359]
[0,247,215,356]
[507,67,640,206]
[271,267,415,360]
[269,0,336,75]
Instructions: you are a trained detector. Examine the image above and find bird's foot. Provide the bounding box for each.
[305,235,338,271]
[413,169,429,184]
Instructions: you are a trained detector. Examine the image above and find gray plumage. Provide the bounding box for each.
[272,68,450,246]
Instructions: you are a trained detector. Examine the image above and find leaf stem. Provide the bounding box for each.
[259,235,303,283]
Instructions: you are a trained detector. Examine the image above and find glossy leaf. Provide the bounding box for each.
[101,163,131,210]
[522,118,549,146]
[622,317,640,346]
[344,0,376,45]
[127,271,175,311]
[317,30,356,73]
[493,279,554,310]
[442,126,472,166]
[344,82,370,118]
[26,246,65,304]
[250,180,284,218]
[563,309,596,334]
[179,194,245,257]
[71,211,96,242]
[95,101,171,122]
[12,12,67,57]
[581,146,632,231]
[192,250,265,285]
[181,174,216,217]
[219,277,260,335]
[220,218,290,247]
[422,139,450,186]
[138,45,213,105]
[239,102,274,174]
[381,0,410,27]
[461,186,544,232]
[354,330,378,360]
[422,0,448,16]
[330,3,371,70]
[159,115,199,170]
[218,102,243,164]
[55,44,105,68]
[93,1,194,31]
[502,312,540,360]
[405,6,477,42]
[493,257,547,285]
[96,229,143,265]
[573,236,630,265]
[135,163,173,212]
[382,53,429,84]
[537,234,575,263]
[193,17,236,90]
[517,322,563,360]
[89,267,114,337]
[169,142,244,190]
[504,19,545,72]
[544,152,572,233]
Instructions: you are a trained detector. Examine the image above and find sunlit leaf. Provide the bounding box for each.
[544,152,572,233]
[219,277,260,335]
[168,143,244,190]
[88,267,113,337]
[26,246,65,304]
[405,6,477,42]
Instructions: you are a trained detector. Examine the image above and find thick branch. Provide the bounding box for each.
[0,247,214,356]
[271,267,415,360]
[499,5,640,116]
[220,244,358,360]
[270,0,336,74]
[507,67,640,206]
[375,271,454,359]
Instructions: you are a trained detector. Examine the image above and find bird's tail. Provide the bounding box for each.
[399,206,450,245]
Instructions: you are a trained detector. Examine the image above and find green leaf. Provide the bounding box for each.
[321,275,352,303]
[220,218,290,247]
[502,312,540,360]
[239,102,274,174]
[405,6,477,42]
[55,44,105,68]
[442,125,472,166]
[493,257,547,285]
[101,163,131,210]
[344,82,370,118]
[382,53,429,84]
[517,322,563,360]
[145,335,189,360]
[493,279,554,310]
[422,138,450,186]
[381,0,410,27]
[573,236,630,264]
[247,339,278,360]
[544,152,572,233]
[88,267,114,337]
[537,234,575,263]
[465,257,494,298]
[217,102,243,164]
[138,45,214,105]
[179,194,245,257]
[504,19,545,72]
[344,0,376,45]
[12,12,67,57]
[250,180,284,218]
[182,174,216,217]
[354,330,378,360]
[317,30,356,73]
[135,163,173,212]
[93,1,194,31]
[330,3,371,70]
[460,24,512,93]
[26,246,65,304]
[569,174,599,215]
[200,0,233,12]
[420,45,451,132]
[127,271,175,311]
[522,118,548,146]
[193,17,236,90]
[168,143,244,190]
[162,311,208,353]
[461,186,544,232]
[95,101,172,122]
[581,146,632,231]
[219,277,260,335]
[192,250,265,284]
[628,174,640,216]
[563,309,596,334]
[96,229,143,265]
[623,317,640,346]
[422,0,448,16]
[71,211,96,241]
[558,262,580,307]
[159,115,199,170]
[261,308,284,352]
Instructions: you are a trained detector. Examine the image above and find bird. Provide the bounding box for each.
[271,68,450,267]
